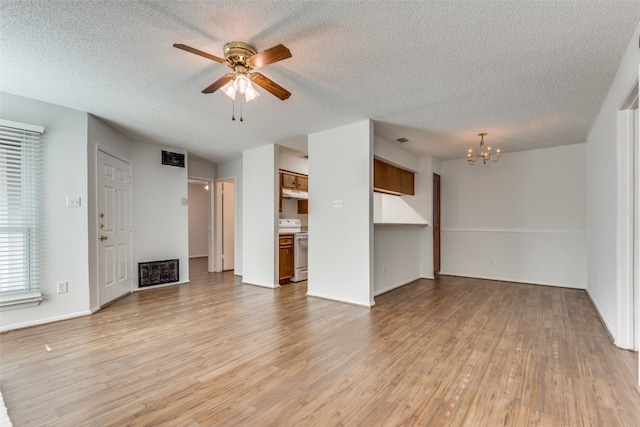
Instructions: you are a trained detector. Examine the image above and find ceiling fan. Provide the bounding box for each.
[173,41,292,101]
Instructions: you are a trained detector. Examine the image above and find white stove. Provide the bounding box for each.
[278,218,301,234]
[278,219,308,282]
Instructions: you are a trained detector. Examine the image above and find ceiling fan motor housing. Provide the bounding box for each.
[224,41,258,68]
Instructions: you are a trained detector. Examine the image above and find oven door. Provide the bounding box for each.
[291,233,308,282]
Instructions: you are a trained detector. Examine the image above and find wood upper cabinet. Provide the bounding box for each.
[374,159,415,195]
[281,171,308,191]
[279,234,295,284]
[296,175,308,191]
[282,173,297,190]
[280,170,309,214]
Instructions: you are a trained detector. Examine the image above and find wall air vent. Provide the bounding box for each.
[138,259,179,287]
[396,138,410,144]
[162,150,185,168]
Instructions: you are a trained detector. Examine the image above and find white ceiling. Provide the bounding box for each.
[1,1,639,164]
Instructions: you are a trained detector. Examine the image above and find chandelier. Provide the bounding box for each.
[467,133,501,165]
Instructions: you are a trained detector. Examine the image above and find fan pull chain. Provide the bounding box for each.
[231,98,236,121]
[240,98,244,122]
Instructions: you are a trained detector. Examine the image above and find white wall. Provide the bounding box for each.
[188,182,209,258]
[217,159,243,275]
[278,149,308,175]
[586,21,640,344]
[374,133,420,172]
[131,142,189,286]
[0,92,91,330]
[87,114,133,311]
[441,143,587,288]
[242,145,278,288]
[308,120,373,306]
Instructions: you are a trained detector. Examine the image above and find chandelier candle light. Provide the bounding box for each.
[467,132,501,165]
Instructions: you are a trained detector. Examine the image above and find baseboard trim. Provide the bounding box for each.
[584,289,616,345]
[306,291,373,308]
[134,280,190,291]
[0,310,92,333]
[438,272,585,290]
[374,277,422,296]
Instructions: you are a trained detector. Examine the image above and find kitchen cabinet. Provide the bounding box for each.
[281,171,308,191]
[296,175,308,191]
[374,159,415,195]
[297,199,308,214]
[279,234,295,284]
[282,172,297,190]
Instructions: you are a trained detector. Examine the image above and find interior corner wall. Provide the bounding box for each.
[0,92,91,331]
[87,114,132,311]
[586,20,640,343]
[131,142,189,286]
[217,159,243,276]
[242,145,277,288]
[308,120,373,306]
[440,143,587,288]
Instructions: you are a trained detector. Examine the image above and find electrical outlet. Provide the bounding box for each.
[490,257,496,265]
[57,281,68,294]
[383,264,387,273]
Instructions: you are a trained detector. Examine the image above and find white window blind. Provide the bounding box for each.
[0,119,44,298]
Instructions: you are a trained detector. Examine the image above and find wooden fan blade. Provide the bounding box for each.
[251,73,291,100]
[202,73,234,94]
[249,44,292,68]
[173,43,225,64]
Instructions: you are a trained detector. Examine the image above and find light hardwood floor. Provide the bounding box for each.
[1,257,639,426]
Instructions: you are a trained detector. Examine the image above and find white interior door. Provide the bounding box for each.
[222,180,235,271]
[98,150,132,305]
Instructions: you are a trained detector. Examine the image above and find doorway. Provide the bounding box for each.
[216,179,235,272]
[187,179,211,269]
[97,150,132,306]
[433,173,441,277]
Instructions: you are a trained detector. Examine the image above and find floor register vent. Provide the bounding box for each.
[138,259,179,287]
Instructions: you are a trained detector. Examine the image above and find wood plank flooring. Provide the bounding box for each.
[1,257,639,426]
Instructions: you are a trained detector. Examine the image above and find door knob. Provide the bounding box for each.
[100,235,108,241]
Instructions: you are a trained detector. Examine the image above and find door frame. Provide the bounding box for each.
[214,177,236,273]
[95,147,133,307]
[433,173,441,277]
[616,78,638,351]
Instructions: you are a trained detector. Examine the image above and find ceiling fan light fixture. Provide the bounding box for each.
[220,80,237,100]
[221,73,260,102]
[244,83,260,102]
[235,74,251,94]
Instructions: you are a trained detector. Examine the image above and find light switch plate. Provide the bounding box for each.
[66,196,81,207]
[332,200,343,209]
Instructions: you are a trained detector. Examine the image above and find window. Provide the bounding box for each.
[0,119,44,309]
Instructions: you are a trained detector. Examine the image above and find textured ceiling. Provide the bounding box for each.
[1,1,639,164]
